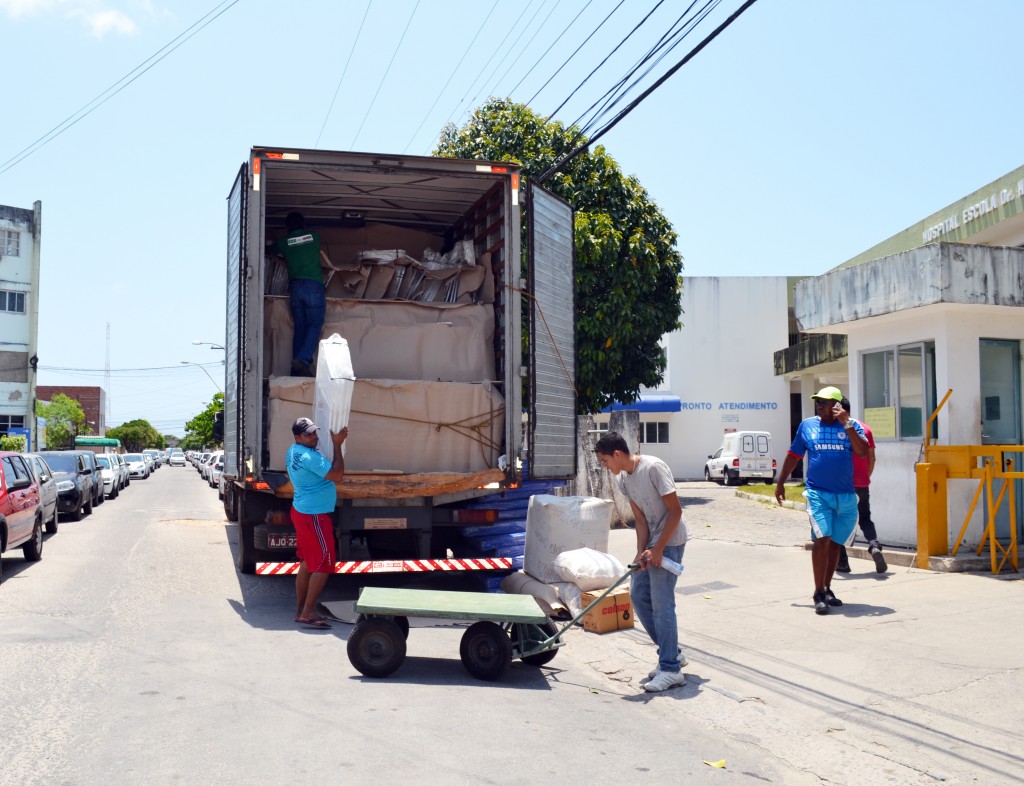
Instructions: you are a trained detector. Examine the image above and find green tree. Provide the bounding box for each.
[36,394,85,449]
[107,419,162,452]
[435,99,683,413]
[183,393,224,449]
[0,435,26,452]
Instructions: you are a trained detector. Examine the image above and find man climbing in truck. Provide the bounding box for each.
[271,211,325,377]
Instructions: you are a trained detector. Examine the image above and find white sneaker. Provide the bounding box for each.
[642,654,689,683]
[643,670,686,692]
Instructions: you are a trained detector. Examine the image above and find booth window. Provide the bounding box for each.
[862,341,936,439]
[639,421,670,444]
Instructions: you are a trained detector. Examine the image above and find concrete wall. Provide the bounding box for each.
[595,276,792,480]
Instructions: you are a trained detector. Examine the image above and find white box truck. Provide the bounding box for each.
[222,147,576,576]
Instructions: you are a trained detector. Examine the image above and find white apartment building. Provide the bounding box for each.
[0,201,41,451]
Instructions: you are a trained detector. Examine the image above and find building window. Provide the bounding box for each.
[0,415,25,435]
[862,341,936,439]
[0,290,26,314]
[639,421,670,444]
[1,230,19,257]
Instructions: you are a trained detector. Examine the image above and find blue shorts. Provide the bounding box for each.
[805,488,858,546]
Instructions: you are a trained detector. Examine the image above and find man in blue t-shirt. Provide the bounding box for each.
[774,386,867,615]
[286,416,348,629]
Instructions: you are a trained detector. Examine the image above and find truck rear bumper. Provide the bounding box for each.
[256,557,513,575]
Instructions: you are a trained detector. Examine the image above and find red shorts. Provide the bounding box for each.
[290,507,336,573]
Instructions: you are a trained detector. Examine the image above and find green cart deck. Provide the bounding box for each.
[355,587,548,624]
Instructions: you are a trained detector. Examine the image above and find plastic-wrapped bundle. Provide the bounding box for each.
[313,333,356,464]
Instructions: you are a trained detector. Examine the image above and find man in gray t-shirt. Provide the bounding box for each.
[596,431,688,693]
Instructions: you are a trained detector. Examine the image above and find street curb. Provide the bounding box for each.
[735,490,806,511]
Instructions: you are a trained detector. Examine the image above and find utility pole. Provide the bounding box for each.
[104,322,111,435]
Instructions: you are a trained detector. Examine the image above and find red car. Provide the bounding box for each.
[0,451,43,585]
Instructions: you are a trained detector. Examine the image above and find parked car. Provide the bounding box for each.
[201,451,222,482]
[169,450,186,467]
[704,431,776,486]
[38,450,94,521]
[209,457,224,488]
[79,451,105,507]
[25,453,59,534]
[123,453,149,479]
[95,454,121,499]
[143,449,161,471]
[111,452,130,489]
[0,450,43,582]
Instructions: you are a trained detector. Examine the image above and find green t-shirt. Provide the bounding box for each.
[274,229,323,283]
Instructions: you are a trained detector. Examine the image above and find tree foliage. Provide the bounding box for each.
[181,393,223,451]
[36,393,86,449]
[107,419,163,452]
[1,435,26,452]
[435,99,683,413]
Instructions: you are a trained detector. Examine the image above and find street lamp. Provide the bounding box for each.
[192,340,226,351]
[181,361,223,392]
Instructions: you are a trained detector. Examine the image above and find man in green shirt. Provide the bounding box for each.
[273,212,325,377]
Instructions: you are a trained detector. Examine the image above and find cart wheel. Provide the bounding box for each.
[510,621,559,667]
[460,621,512,681]
[348,618,407,678]
[356,613,410,640]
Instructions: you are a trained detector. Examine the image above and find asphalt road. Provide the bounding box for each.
[0,467,827,786]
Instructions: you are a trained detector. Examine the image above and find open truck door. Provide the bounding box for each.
[527,183,576,480]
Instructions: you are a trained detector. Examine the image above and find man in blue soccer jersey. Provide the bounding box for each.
[774,386,868,615]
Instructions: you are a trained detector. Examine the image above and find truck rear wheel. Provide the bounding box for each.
[237,522,256,574]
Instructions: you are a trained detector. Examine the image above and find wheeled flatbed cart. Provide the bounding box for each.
[347,565,637,681]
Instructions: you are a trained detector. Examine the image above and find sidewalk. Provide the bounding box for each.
[572,482,1024,785]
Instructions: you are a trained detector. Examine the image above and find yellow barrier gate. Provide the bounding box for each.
[916,390,1021,573]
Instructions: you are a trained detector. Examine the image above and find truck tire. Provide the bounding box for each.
[725,470,739,487]
[23,517,43,561]
[237,522,256,574]
[460,621,512,681]
[223,485,239,522]
[348,618,407,678]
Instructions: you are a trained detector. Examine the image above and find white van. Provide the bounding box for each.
[704,431,775,485]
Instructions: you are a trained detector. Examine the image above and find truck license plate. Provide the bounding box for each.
[268,532,297,548]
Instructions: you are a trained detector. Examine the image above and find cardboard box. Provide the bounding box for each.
[579,588,633,634]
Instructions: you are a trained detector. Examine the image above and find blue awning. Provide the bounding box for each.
[601,392,682,414]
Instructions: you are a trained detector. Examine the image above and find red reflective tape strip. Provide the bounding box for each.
[265,152,283,159]
[253,158,261,174]
[511,173,519,189]
[257,558,512,575]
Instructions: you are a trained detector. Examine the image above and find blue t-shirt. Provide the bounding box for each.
[286,443,336,514]
[787,417,865,495]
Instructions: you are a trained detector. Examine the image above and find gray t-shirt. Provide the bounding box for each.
[618,455,689,548]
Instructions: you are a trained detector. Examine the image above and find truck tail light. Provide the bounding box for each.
[731,459,739,467]
[772,459,778,468]
[451,509,499,524]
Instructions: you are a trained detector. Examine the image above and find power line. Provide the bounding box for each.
[402,0,500,154]
[349,0,422,149]
[315,0,373,148]
[571,1,709,139]
[434,0,543,139]
[526,0,626,107]
[536,0,760,184]
[505,0,595,99]
[546,0,667,121]
[0,0,240,178]
[485,0,562,100]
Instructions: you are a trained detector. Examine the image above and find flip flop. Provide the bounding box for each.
[297,617,330,629]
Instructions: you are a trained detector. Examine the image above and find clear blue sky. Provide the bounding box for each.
[4,0,1023,436]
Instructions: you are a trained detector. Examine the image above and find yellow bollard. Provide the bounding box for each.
[916,463,948,568]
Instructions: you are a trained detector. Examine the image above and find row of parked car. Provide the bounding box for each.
[188,449,225,497]
[0,446,186,584]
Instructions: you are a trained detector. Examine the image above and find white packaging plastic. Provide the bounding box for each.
[313,333,356,464]
[553,547,626,591]
[524,495,613,585]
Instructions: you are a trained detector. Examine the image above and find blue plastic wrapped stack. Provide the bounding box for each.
[455,465,565,591]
